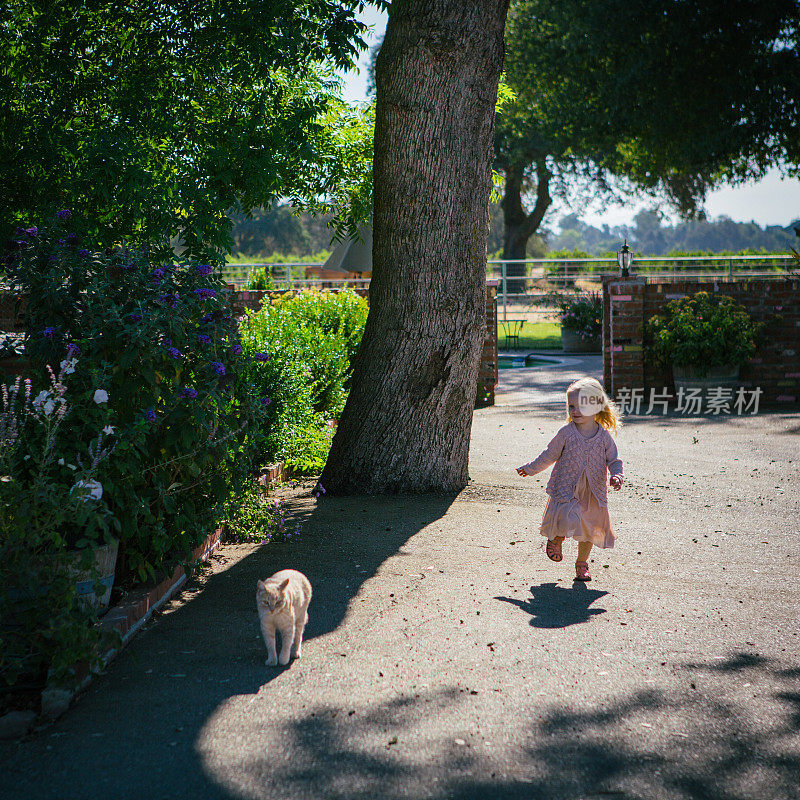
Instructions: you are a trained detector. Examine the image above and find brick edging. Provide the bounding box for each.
[40,526,224,720]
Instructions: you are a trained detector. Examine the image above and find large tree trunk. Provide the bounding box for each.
[319,0,509,494]
[500,160,551,279]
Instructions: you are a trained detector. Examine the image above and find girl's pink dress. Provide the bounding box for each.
[521,422,623,549]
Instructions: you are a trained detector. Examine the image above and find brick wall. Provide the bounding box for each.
[602,275,800,407]
[476,282,499,407]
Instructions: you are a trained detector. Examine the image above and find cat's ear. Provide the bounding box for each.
[278,578,290,592]
[256,580,265,591]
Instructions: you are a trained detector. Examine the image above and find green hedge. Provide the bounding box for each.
[236,289,368,473]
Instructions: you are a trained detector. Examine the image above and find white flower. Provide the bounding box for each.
[71,479,103,502]
[33,390,50,407]
[102,425,115,435]
[58,458,65,465]
[93,389,109,404]
[60,358,78,375]
[43,399,56,416]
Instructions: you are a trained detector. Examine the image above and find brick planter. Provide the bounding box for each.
[602,275,800,407]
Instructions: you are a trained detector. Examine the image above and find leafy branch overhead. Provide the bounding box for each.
[496,0,800,261]
[0,0,376,259]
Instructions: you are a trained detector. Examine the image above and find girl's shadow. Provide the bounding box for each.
[496,582,608,629]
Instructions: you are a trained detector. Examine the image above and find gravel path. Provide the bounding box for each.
[2,362,798,800]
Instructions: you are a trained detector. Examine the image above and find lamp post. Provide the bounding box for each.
[617,239,633,278]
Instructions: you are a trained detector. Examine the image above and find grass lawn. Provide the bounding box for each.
[499,320,562,350]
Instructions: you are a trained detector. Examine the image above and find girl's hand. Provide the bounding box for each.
[516,466,529,477]
[610,475,622,490]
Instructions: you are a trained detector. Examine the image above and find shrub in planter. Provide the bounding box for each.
[645,291,763,377]
[3,213,263,587]
[236,289,367,473]
[556,292,602,347]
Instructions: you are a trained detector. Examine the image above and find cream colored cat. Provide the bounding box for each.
[257,569,312,666]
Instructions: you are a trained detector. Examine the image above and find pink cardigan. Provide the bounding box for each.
[521,422,623,507]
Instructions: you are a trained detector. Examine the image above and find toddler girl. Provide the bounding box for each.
[516,377,623,581]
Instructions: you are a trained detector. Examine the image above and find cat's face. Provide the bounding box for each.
[257,580,286,612]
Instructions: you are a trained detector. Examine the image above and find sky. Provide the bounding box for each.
[338,6,800,232]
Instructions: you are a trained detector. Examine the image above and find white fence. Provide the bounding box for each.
[221,255,797,322]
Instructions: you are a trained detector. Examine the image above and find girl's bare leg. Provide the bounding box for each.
[577,541,593,563]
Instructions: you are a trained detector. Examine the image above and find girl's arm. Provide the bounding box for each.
[517,430,565,476]
[605,436,624,487]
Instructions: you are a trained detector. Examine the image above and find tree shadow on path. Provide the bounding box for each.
[495,581,608,628]
[210,652,800,800]
[0,492,456,800]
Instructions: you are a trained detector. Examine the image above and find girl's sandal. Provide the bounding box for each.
[574,561,591,582]
[546,539,563,562]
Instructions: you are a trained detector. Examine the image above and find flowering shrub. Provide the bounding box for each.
[1,364,118,687]
[557,292,603,340]
[222,482,303,543]
[645,291,763,375]
[236,290,367,473]
[2,213,263,588]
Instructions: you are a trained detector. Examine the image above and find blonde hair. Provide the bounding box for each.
[565,377,621,435]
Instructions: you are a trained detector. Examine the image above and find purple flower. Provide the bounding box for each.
[145,409,157,422]
[194,288,216,299]
[195,264,214,276]
[57,238,66,247]
[167,347,181,359]
[66,232,79,245]
[122,262,134,270]
[152,268,165,279]
[230,343,243,355]
[210,361,225,375]
[56,209,71,220]
[66,342,81,357]
[197,334,211,345]
[158,292,179,308]
[77,249,90,259]
[43,326,56,338]
[179,387,198,399]
[129,312,143,323]
[253,352,269,362]
[25,226,38,238]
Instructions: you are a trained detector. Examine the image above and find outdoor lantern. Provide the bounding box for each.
[617,239,633,278]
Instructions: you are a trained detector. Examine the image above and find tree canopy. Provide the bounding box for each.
[497,0,800,260]
[0,0,376,258]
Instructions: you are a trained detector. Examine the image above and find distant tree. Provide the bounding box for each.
[0,0,374,259]
[548,211,799,256]
[497,0,800,270]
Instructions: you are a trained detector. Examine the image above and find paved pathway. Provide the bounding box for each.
[2,361,799,800]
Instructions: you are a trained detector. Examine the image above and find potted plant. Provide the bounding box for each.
[645,290,763,392]
[557,292,602,353]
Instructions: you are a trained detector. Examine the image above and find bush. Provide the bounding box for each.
[645,291,763,374]
[2,213,264,585]
[556,292,603,340]
[236,289,367,473]
[1,366,119,688]
[246,267,274,290]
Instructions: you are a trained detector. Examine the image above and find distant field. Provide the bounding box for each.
[498,321,562,350]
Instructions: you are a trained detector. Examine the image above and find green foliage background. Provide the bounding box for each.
[0,0,375,260]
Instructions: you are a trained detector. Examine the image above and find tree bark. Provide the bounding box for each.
[500,160,551,278]
[319,0,509,494]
